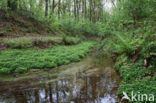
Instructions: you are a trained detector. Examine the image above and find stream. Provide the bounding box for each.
[0,55,121,103]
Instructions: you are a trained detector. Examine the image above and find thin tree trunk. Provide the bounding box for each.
[52,0,55,13]
[84,0,87,19]
[89,0,92,21]
[45,0,49,16]
[74,0,77,18]
[58,0,61,19]
[76,0,79,21]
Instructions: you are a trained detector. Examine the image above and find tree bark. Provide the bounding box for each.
[58,0,61,19]
[74,0,77,18]
[52,0,55,13]
[45,0,49,16]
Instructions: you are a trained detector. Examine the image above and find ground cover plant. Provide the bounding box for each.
[0,42,96,74]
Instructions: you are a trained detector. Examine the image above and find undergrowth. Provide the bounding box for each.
[0,42,96,74]
[0,36,82,49]
[101,19,156,103]
[0,37,62,49]
[62,35,81,45]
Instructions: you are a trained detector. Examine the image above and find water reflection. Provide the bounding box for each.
[0,57,121,103]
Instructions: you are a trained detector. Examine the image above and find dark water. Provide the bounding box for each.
[0,56,121,103]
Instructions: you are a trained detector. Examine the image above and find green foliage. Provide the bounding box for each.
[0,68,11,74]
[15,67,28,73]
[0,28,6,36]
[113,33,134,54]
[114,0,155,21]
[0,42,96,74]
[102,31,137,55]
[0,37,63,49]
[1,37,33,49]
[118,76,156,103]
[112,27,156,103]
[62,35,81,45]
[0,0,7,9]
[60,18,99,36]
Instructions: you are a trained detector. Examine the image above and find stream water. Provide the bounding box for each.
[0,55,121,103]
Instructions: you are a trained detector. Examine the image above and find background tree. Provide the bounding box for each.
[7,0,17,11]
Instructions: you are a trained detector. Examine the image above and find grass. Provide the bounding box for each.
[0,42,96,74]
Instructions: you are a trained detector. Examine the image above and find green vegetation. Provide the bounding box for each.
[0,37,63,49]
[63,35,81,45]
[98,0,156,102]
[0,0,156,102]
[0,10,53,36]
[0,36,84,49]
[118,76,156,102]
[101,21,156,102]
[0,42,96,74]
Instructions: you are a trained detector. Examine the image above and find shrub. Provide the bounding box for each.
[14,67,28,73]
[63,35,81,45]
[60,18,98,36]
[0,68,11,74]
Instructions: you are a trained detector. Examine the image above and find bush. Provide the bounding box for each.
[60,18,98,36]
[0,29,6,36]
[63,35,81,45]
[14,67,28,73]
[0,68,11,74]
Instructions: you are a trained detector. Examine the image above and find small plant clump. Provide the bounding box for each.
[62,35,81,45]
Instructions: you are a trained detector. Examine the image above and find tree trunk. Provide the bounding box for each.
[84,0,87,19]
[8,0,18,11]
[52,0,55,13]
[74,0,77,18]
[45,0,49,17]
[89,0,92,21]
[58,0,61,19]
[76,0,79,21]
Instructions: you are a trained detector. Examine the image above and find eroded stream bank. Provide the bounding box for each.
[0,55,121,103]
